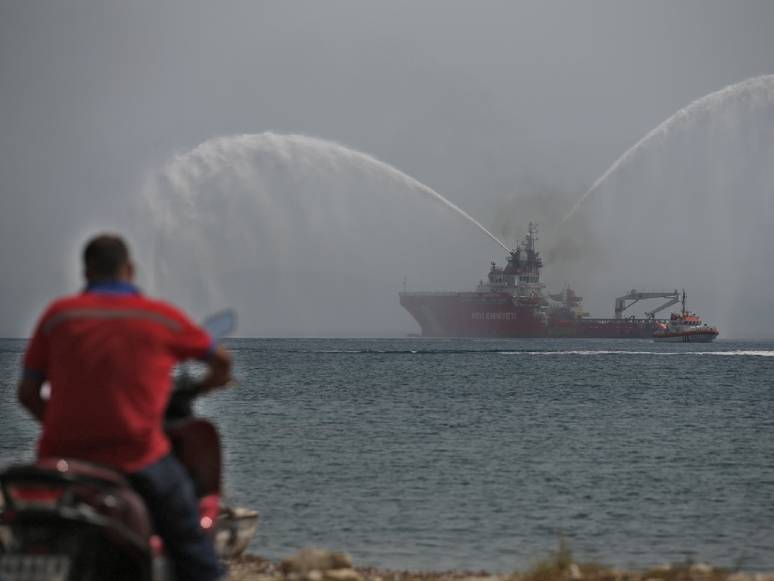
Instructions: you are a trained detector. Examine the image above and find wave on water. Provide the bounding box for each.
[501,349,774,357]
[231,347,774,357]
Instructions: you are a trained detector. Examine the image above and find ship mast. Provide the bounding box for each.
[520,222,543,287]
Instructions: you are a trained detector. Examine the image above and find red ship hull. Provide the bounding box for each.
[400,292,660,338]
[401,223,669,339]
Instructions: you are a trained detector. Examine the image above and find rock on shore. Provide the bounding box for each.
[227,550,774,581]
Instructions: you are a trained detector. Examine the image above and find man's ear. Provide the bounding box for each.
[125,260,136,281]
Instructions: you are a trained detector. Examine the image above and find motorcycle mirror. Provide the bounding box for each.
[201,309,237,339]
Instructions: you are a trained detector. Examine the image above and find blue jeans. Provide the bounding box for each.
[129,454,225,581]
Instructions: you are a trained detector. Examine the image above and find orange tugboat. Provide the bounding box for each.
[652,291,719,343]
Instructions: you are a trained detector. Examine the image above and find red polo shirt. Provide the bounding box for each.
[23,282,213,472]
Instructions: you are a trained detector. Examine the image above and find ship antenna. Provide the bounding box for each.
[527,222,538,250]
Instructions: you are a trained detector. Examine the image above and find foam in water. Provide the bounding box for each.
[298,349,774,357]
[502,350,774,357]
[138,133,508,336]
[553,75,774,338]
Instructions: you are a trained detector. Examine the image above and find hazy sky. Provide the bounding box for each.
[2,1,773,336]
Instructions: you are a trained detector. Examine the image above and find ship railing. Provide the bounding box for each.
[398,291,464,297]
[579,317,668,325]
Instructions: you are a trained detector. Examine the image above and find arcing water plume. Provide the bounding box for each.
[159,133,508,253]
[138,133,507,335]
[556,75,774,337]
[563,75,774,224]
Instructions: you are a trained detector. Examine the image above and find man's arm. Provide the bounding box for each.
[198,345,233,392]
[18,376,46,422]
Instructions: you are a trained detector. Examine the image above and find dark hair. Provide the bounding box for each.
[83,234,130,279]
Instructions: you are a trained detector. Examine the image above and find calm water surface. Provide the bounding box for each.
[1,338,772,571]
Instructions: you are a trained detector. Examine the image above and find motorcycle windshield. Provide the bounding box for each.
[201,310,237,339]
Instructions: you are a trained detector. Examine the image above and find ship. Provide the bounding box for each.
[399,223,680,338]
[652,291,719,342]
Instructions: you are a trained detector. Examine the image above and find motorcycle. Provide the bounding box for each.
[0,310,257,580]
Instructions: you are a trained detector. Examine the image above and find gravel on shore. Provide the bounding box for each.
[227,551,774,581]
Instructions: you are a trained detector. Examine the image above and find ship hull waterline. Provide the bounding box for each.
[399,292,662,339]
[652,331,719,343]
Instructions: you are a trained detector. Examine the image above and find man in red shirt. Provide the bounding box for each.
[18,234,232,581]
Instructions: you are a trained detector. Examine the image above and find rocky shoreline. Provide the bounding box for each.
[227,549,774,581]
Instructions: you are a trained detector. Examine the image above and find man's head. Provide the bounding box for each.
[83,234,134,283]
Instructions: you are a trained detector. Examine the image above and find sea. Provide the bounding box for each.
[1,337,772,572]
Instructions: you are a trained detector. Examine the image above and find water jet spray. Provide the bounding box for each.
[139,133,510,335]
[562,75,774,225]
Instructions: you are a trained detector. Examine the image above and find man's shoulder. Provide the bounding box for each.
[40,293,191,323]
[42,294,90,315]
[129,295,202,332]
[133,295,189,319]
